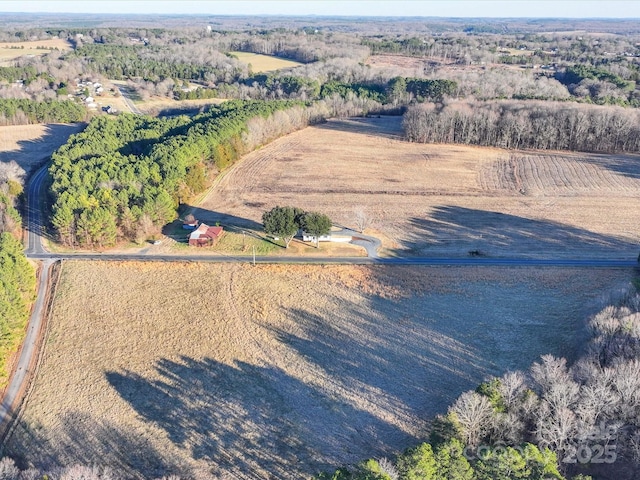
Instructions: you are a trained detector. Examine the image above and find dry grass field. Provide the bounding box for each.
[6,261,633,479]
[200,116,640,259]
[0,124,85,181]
[229,52,304,73]
[0,39,71,65]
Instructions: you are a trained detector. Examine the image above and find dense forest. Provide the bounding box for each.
[48,99,326,247]
[0,183,36,387]
[0,98,86,125]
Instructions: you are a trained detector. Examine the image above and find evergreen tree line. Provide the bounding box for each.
[403,100,640,152]
[242,74,457,105]
[49,100,322,247]
[70,44,246,83]
[0,184,36,387]
[0,99,87,125]
[320,286,640,480]
[0,65,38,84]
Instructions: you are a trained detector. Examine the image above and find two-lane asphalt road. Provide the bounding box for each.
[3,155,639,440]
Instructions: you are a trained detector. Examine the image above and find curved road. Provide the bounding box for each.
[2,157,639,438]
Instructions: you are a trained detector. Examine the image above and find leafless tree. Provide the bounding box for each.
[353,206,373,233]
[449,391,493,448]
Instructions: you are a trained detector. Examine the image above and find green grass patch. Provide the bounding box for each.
[210,231,280,255]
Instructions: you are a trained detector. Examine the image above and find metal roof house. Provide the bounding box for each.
[188,224,224,247]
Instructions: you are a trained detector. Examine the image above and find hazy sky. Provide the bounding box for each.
[1,0,639,18]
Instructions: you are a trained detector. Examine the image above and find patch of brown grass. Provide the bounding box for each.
[199,117,640,259]
[0,39,71,64]
[230,52,303,73]
[6,261,633,478]
[0,124,85,180]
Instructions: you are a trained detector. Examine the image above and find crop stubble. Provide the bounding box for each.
[200,117,640,258]
[6,261,633,478]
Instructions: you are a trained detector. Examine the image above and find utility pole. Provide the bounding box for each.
[252,245,256,266]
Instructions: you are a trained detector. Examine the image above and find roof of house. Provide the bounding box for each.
[189,224,223,240]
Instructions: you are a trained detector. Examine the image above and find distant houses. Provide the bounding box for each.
[188,223,224,247]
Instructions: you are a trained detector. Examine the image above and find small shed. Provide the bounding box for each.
[188,224,224,247]
[182,218,199,230]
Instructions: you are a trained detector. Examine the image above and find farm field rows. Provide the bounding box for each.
[199,116,640,259]
[6,261,633,478]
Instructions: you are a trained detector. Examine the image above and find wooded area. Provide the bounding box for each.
[0,185,36,387]
[403,100,640,153]
[48,100,324,247]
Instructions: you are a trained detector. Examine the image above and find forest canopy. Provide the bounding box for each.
[48,99,321,247]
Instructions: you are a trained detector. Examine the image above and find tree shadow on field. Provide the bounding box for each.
[581,151,640,180]
[0,123,84,180]
[267,306,488,419]
[177,204,263,232]
[106,357,410,479]
[314,116,404,139]
[398,205,636,257]
[6,412,182,479]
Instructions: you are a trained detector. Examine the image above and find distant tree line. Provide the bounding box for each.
[49,100,326,247]
[403,100,640,152]
[0,98,86,125]
[0,65,38,84]
[70,44,247,84]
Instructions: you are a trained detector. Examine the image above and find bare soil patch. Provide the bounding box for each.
[6,261,633,478]
[0,124,85,181]
[199,117,640,259]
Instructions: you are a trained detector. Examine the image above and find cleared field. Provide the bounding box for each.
[6,261,632,478]
[0,124,84,181]
[200,117,640,259]
[0,38,71,64]
[229,51,303,72]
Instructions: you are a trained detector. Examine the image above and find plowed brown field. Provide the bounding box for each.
[200,117,640,258]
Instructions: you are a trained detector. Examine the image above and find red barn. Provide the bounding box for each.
[188,224,224,247]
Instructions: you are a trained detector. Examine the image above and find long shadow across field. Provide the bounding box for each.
[0,124,84,178]
[7,412,180,478]
[398,205,636,256]
[580,151,640,180]
[178,204,263,232]
[107,357,408,478]
[313,116,404,139]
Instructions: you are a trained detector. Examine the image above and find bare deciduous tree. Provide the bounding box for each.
[449,391,493,448]
[353,206,373,233]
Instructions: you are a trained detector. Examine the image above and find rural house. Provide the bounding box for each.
[301,231,332,243]
[188,224,223,247]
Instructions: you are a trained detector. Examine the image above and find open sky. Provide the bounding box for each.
[0,0,639,18]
